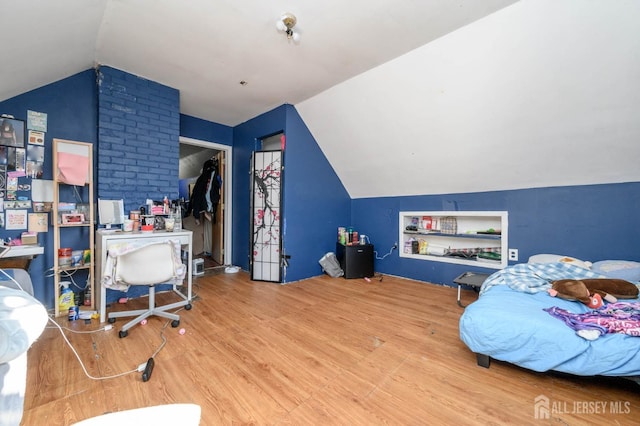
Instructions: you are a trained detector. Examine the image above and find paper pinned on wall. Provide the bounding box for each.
[57,152,89,185]
[32,179,54,202]
[6,209,28,230]
[28,213,48,232]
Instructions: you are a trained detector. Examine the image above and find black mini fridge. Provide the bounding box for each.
[336,243,374,279]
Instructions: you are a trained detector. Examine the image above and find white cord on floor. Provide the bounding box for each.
[47,301,194,380]
[47,317,139,380]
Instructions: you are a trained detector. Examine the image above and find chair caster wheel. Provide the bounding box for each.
[108,317,116,324]
[185,304,192,310]
[119,330,128,338]
[171,320,180,328]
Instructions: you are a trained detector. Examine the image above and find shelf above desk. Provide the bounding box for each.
[0,245,45,270]
[5,245,45,258]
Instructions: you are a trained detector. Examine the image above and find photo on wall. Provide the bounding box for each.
[0,117,26,148]
[0,164,5,199]
[6,147,26,172]
[26,144,44,178]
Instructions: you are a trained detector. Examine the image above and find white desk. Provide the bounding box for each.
[0,244,45,270]
[5,245,45,257]
[95,229,193,323]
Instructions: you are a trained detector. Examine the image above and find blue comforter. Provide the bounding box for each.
[459,263,640,376]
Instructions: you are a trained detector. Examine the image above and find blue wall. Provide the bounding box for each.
[3,67,639,308]
[97,66,180,213]
[180,114,233,146]
[0,70,97,307]
[282,106,350,282]
[232,106,286,271]
[232,104,351,281]
[352,182,640,286]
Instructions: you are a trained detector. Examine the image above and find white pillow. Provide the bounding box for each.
[527,254,592,269]
[0,288,48,364]
[591,260,640,282]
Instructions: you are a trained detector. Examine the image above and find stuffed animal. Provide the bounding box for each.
[548,278,639,309]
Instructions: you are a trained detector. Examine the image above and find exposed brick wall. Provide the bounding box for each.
[97,66,180,213]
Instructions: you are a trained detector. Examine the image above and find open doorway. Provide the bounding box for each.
[179,136,233,269]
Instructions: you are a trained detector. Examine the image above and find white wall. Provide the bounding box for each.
[297,0,640,199]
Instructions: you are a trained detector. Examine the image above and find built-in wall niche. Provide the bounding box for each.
[399,211,508,269]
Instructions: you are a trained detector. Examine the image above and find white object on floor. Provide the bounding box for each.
[225,266,240,273]
[72,403,201,425]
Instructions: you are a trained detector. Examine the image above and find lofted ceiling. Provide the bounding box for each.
[2,0,517,127]
[5,1,638,200]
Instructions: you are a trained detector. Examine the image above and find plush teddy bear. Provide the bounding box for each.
[548,278,639,309]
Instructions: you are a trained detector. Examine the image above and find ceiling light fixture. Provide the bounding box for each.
[276,12,300,43]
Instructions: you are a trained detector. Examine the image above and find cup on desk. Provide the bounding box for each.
[123,219,134,232]
[164,217,175,232]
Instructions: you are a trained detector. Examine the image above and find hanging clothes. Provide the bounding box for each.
[188,158,221,222]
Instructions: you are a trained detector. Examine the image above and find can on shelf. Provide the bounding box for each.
[58,247,72,266]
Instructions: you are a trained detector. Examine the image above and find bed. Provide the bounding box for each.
[459,259,640,377]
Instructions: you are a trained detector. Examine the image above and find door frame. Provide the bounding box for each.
[179,136,233,266]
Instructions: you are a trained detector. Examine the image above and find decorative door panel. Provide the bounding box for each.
[250,150,282,282]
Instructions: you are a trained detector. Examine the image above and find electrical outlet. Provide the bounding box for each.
[508,249,518,261]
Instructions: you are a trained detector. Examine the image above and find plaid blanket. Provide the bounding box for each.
[480,262,604,295]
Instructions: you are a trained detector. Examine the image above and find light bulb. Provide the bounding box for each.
[276,20,286,32]
[292,32,301,43]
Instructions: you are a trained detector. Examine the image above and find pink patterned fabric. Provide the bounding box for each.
[544,302,640,338]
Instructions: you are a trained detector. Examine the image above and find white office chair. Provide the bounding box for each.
[107,241,191,338]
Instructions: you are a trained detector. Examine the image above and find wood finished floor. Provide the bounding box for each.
[23,272,639,425]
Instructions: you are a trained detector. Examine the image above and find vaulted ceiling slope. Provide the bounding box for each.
[4,1,638,200]
[2,0,515,127]
[298,0,640,198]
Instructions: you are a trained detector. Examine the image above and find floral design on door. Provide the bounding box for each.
[251,150,282,282]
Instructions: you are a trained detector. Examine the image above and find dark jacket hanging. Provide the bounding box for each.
[188,158,221,222]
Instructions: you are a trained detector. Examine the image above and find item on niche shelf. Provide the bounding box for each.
[418,239,428,255]
[477,251,502,261]
[440,217,458,234]
[426,245,446,256]
[421,216,432,230]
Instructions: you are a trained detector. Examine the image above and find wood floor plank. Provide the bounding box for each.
[22,271,640,425]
